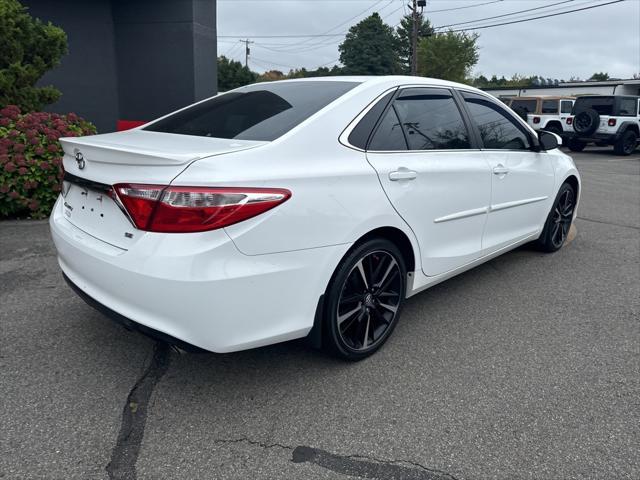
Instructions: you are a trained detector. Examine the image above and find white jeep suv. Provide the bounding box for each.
[508,96,575,137]
[567,95,640,155]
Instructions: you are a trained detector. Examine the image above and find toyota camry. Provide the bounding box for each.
[50,76,580,360]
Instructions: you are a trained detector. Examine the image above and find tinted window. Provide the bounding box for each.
[573,97,614,116]
[510,99,537,114]
[463,92,531,150]
[618,98,636,116]
[348,90,396,149]
[392,88,470,150]
[560,101,573,114]
[368,107,407,151]
[541,100,559,114]
[145,81,359,141]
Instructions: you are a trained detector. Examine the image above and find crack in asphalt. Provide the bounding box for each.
[106,342,171,480]
[212,438,457,479]
[577,216,640,231]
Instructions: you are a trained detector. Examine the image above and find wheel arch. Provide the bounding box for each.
[563,174,580,203]
[619,121,639,135]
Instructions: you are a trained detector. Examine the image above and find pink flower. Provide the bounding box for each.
[8,130,20,138]
[4,162,16,173]
[12,143,25,153]
[0,184,9,193]
[28,200,40,211]
[0,105,21,120]
[40,161,50,170]
[30,137,40,145]
[47,144,59,153]
[8,191,19,199]
[67,113,78,122]
[0,118,10,127]
[18,167,28,175]
[34,147,45,156]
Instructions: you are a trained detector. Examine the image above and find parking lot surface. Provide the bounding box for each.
[1,148,639,480]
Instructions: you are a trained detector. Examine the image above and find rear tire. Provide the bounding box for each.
[536,183,575,253]
[323,238,407,361]
[613,130,638,156]
[567,138,587,152]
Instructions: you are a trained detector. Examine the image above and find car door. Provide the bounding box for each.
[365,87,491,277]
[459,91,555,254]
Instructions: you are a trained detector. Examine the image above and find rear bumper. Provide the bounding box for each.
[50,196,349,353]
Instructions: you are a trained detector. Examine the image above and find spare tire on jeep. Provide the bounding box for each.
[573,109,600,135]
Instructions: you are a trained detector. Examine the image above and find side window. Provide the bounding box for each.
[462,92,532,150]
[348,90,396,149]
[368,107,407,151]
[560,101,573,114]
[392,88,470,150]
[618,98,636,116]
[542,100,559,114]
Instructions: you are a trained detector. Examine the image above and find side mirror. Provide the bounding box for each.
[538,130,562,150]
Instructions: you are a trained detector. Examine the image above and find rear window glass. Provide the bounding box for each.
[573,97,614,115]
[510,99,537,114]
[541,100,558,114]
[144,81,359,141]
[560,101,573,114]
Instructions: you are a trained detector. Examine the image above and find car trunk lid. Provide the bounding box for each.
[59,130,266,249]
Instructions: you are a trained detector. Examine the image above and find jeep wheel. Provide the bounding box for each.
[573,109,600,135]
[613,130,638,156]
[567,138,587,152]
[544,123,563,136]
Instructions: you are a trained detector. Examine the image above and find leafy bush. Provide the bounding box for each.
[0,0,68,112]
[0,105,96,219]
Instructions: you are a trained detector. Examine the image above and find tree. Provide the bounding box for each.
[416,31,479,83]
[589,72,610,81]
[217,56,258,91]
[395,14,434,74]
[0,0,67,111]
[338,13,401,75]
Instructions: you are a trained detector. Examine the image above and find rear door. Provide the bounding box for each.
[459,91,555,253]
[365,87,491,276]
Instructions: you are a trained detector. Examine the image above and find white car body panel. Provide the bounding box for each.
[50,75,581,353]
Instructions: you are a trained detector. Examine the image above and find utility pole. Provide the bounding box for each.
[240,39,254,68]
[410,0,427,76]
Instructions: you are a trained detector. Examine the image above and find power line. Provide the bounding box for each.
[447,0,625,32]
[434,0,575,29]
[429,0,504,14]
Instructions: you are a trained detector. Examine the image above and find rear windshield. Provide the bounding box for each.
[573,97,614,115]
[144,81,359,141]
[510,99,537,113]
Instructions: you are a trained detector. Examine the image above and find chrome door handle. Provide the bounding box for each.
[493,165,509,176]
[389,168,417,181]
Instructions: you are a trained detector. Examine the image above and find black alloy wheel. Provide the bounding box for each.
[537,183,575,253]
[324,239,406,360]
[614,130,638,156]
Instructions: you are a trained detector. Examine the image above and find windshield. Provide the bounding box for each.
[144,81,360,141]
[573,97,614,115]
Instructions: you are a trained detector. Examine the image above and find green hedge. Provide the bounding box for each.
[0,105,96,219]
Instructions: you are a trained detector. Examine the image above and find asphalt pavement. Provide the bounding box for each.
[1,147,638,480]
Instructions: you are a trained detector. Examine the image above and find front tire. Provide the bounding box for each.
[323,238,407,361]
[613,130,638,156]
[537,183,576,253]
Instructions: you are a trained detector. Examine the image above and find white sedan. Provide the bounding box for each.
[50,76,580,360]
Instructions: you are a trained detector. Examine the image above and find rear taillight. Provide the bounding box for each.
[533,116,541,124]
[113,184,291,233]
[566,117,573,125]
[608,118,617,127]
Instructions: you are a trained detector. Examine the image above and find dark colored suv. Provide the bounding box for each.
[566,95,639,155]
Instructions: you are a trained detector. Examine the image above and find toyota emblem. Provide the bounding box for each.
[75,151,85,170]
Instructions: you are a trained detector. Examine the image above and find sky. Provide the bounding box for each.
[216,0,640,80]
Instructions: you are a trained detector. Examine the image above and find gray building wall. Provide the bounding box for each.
[25,0,217,132]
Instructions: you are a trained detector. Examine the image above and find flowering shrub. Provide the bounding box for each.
[0,105,96,219]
